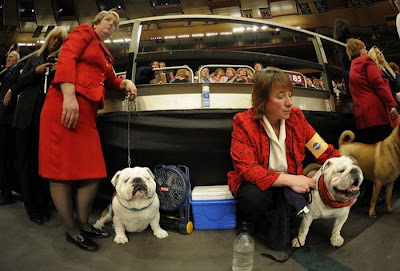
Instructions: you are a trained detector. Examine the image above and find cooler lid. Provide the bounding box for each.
[191,185,234,200]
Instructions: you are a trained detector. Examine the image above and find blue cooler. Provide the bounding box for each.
[190,185,236,230]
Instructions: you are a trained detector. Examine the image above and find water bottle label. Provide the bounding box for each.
[203,92,210,99]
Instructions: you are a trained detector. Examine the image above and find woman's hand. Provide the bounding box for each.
[121,79,137,100]
[2,89,12,106]
[390,107,398,120]
[35,63,53,74]
[60,83,79,129]
[289,175,316,194]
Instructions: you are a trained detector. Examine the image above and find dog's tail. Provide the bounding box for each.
[338,130,355,147]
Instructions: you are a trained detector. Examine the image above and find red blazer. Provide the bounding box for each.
[349,55,397,129]
[53,24,123,109]
[227,107,340,196]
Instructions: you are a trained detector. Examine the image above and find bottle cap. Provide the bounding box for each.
[202,85,209,91]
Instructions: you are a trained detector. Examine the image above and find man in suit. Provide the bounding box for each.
[0,51,21,205]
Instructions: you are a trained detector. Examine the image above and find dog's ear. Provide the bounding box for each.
[144,167,155,180]
[322,159,332,173]
[111,170,122,187]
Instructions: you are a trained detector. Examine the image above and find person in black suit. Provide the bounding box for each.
[12,26,67,224]
[0,51,21,205]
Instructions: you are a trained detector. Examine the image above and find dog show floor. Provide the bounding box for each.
[1,194,400,271]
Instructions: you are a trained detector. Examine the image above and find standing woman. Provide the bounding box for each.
[368,46,399,103]
[13,26,67,224]
[39,10,137,251]
[346,38,398,144]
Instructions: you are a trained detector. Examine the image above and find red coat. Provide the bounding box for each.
[39,24,123,181]
[53,24,123,109]
[349,55,397,129]
[227,107,340,196]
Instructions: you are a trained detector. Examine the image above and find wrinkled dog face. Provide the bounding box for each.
[322,156,364,202]
[111,167,156,201]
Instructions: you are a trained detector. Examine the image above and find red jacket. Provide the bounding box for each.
[53,24,123,109]
[227,107,340,196]
[349,55,397,129]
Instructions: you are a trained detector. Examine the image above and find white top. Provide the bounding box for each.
[262,116,288,173]
[397,13,400,39]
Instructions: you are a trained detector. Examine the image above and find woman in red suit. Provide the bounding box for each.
[227,67,340,250]
[39,10,137,252]
[345,38,398,144]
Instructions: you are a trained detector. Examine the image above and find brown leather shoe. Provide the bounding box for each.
[66,232,99,252]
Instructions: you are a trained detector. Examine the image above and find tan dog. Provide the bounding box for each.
[338,125,400,218]
[292,156,363,247]
[93,167,168,244]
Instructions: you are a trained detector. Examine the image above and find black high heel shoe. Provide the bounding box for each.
[66,232,99,252]
[81,225,111,238]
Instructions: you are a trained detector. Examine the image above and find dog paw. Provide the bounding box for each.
[114,235,129,244]
[291,236,305,247]
[93,221,103,230]
[330,235,344,247]
[154,229,169,239]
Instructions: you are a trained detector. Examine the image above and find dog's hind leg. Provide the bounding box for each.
[93,204,113,230]
[369,180,384,218]
[385,182,395,214]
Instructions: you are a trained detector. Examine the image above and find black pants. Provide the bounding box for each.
[15,124,50,218]
[235,182,279,231]
[0,124,16,198]
[355,124,392,144]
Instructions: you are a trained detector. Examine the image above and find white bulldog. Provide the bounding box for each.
[292,156,363,247]
[93,167,168,244]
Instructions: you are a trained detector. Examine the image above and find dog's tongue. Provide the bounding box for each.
[347,186,360,193]
[135,190,145,197]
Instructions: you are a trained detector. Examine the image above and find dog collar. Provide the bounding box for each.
[318,175,355,208]
[116,196,154,212]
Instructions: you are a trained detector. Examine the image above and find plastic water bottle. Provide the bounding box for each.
[232,222,254,271]
[202,85,210,108]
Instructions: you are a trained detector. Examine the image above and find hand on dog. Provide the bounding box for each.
[288,175,316,194]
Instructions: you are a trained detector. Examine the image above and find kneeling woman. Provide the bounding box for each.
[227,67,340,249]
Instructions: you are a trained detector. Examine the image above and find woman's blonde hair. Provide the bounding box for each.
[92,10,120,31]
[175,68,188,78]
[346,38,365,61]
[368,46,396,78]
[37,26,67,57]
[226,67,236,76]
[252,67,293,119]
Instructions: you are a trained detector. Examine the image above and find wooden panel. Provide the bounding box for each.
[33,0,56,25]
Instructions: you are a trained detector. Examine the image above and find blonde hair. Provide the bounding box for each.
[8,51,20,62]
[346,38,365,61]
[368,46,396,78]
[252,67,293,119]
[37,26,67,57]
[226,67,236,76]
[175,69,188,78]
[92,10,120,31]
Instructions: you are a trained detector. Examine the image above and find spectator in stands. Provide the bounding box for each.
[246,68,254,82]
[306,77,314,88]
[312,77,321,89]
[233,68,249,83]
[198,67,211,83]
[159,61,171,83]
[13,26,67,225]
[389,0,400,38]
[254,62,263,72]
[38,10,137,252]
[0,51,21,205]
[171,68,189,83]
[150,61,166,84]
[228,67,340,250]
[319,79,325,90]
[333,19,352,72]
[220,67,236,83]
[0,43,19,71]
[211,68,225,83]
[346,38,398,144]
[368,46,399,103]
[389,61,400,100]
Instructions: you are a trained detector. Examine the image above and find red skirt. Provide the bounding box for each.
[39,87,106,181]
